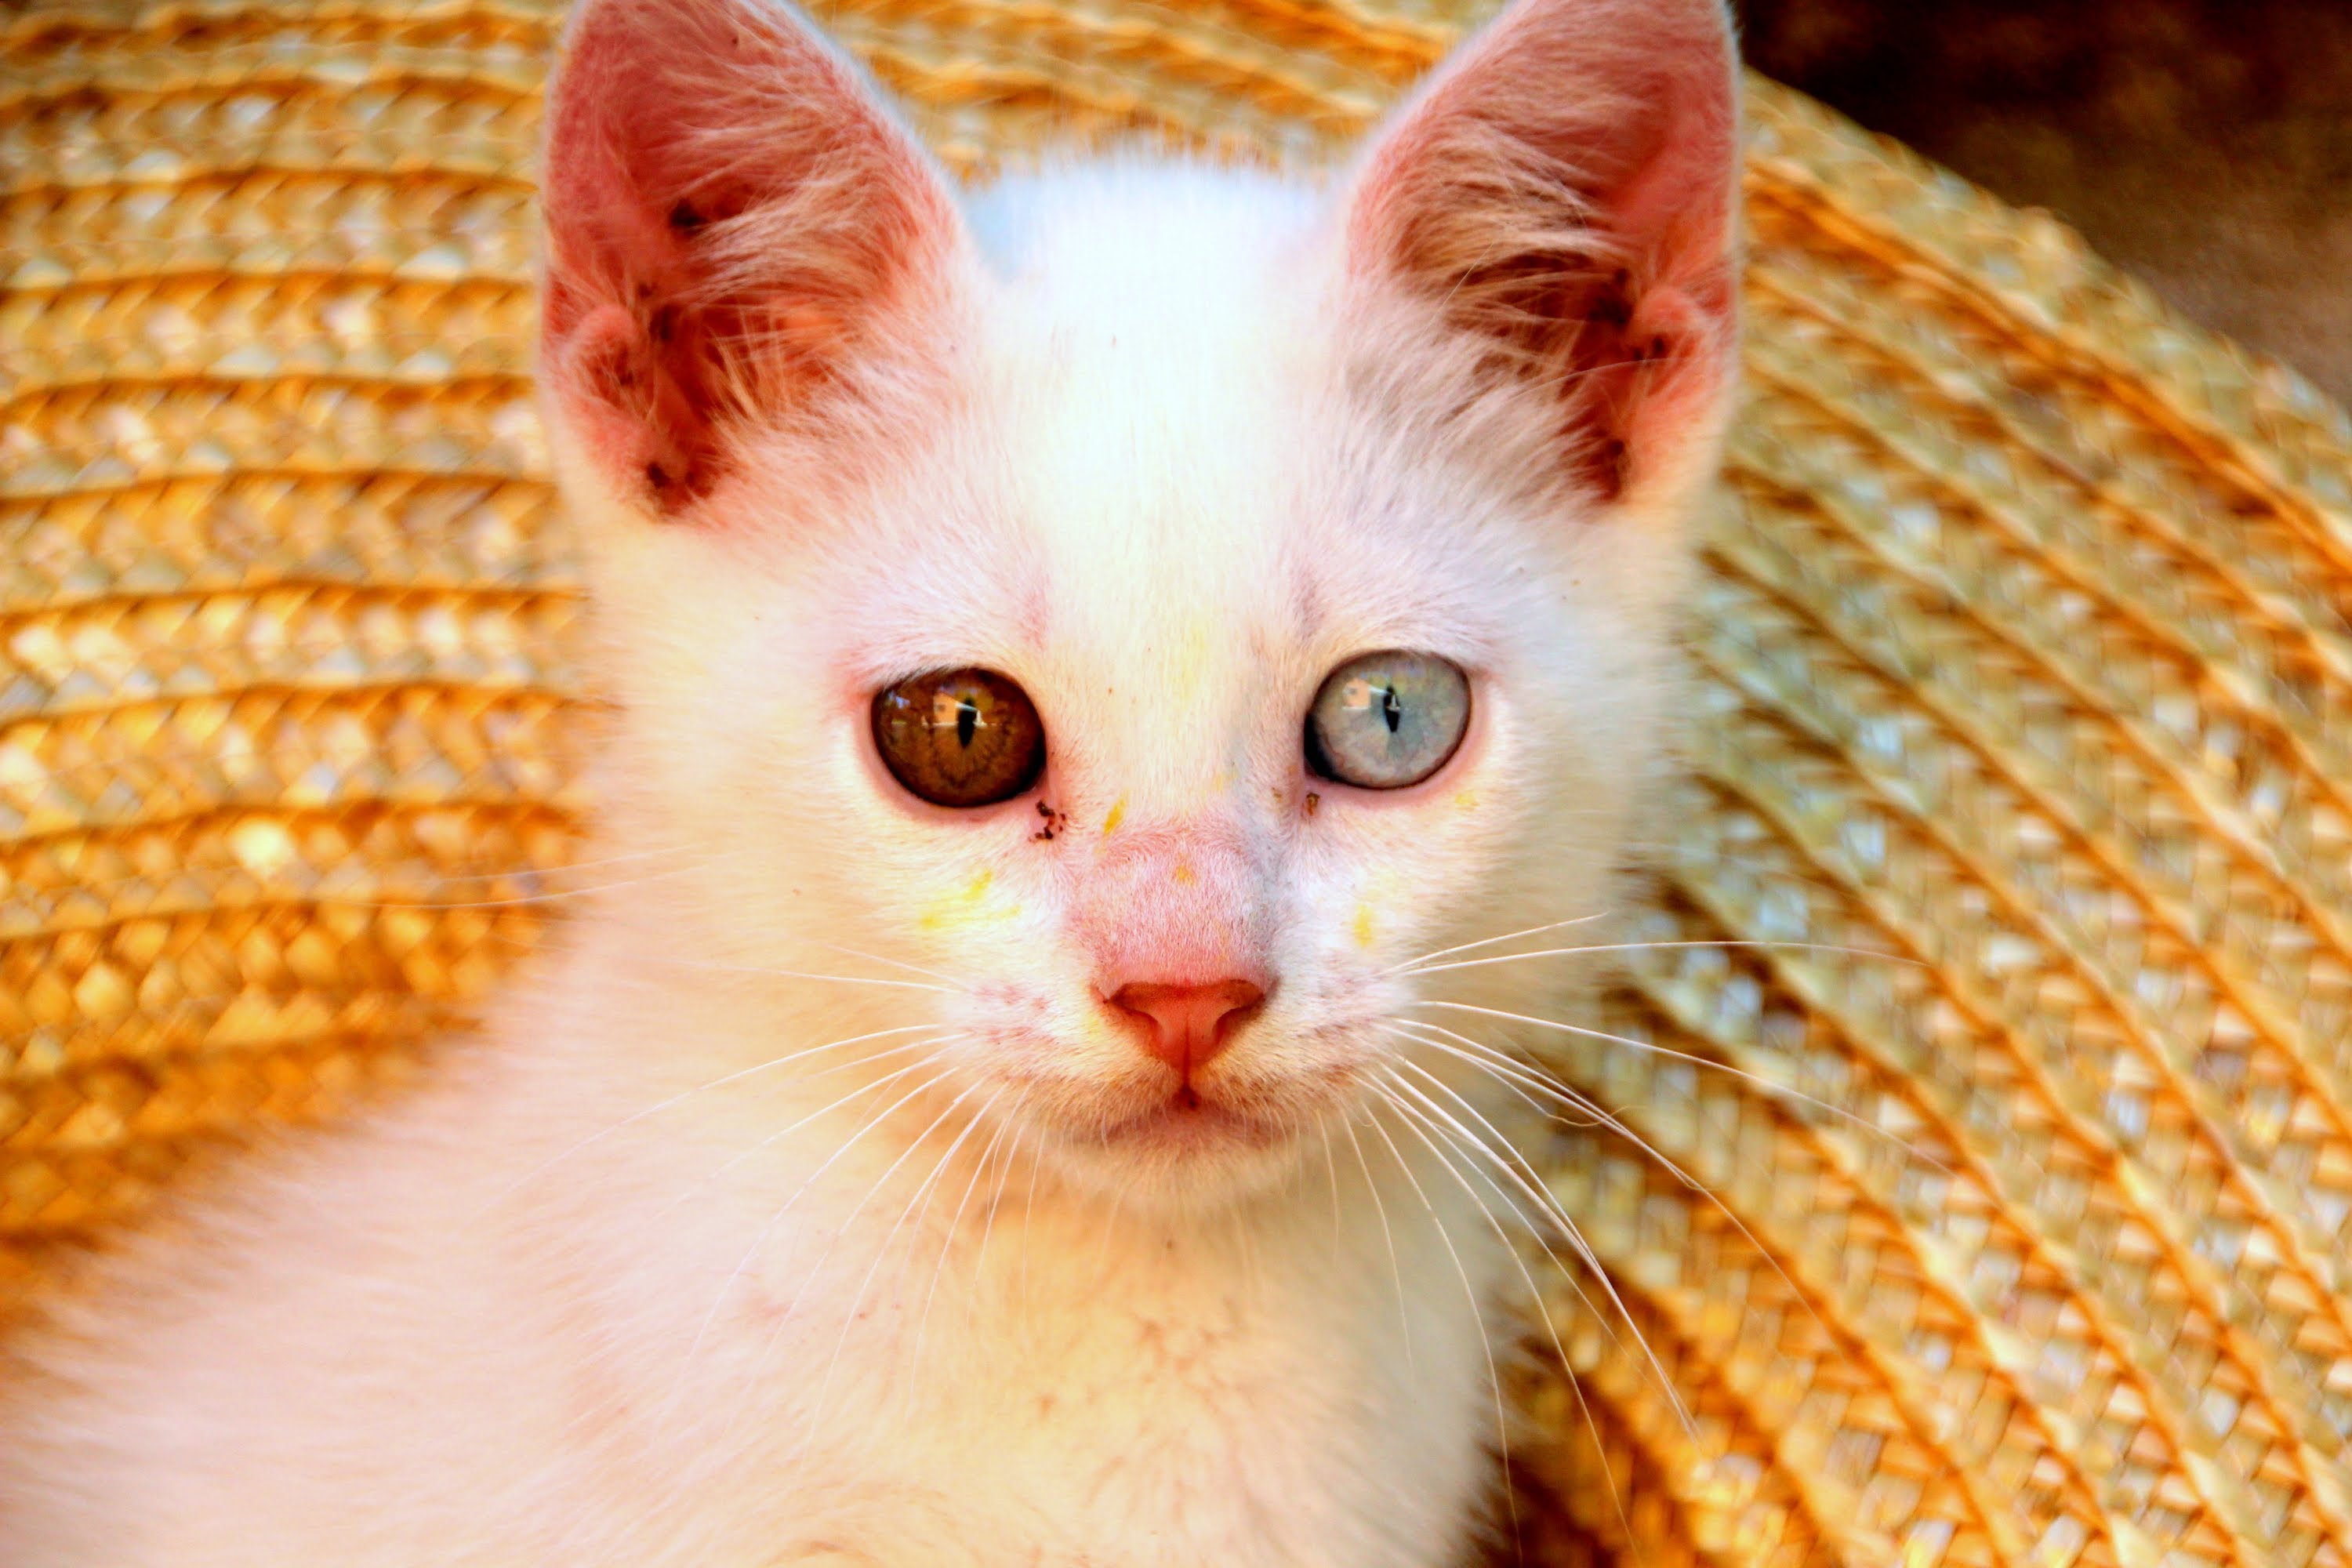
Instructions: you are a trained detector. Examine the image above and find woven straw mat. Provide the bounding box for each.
[8,1,2352,1564]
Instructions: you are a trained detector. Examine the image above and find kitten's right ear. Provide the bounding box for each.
[539,0,961,514]
[1341,0,1740,511]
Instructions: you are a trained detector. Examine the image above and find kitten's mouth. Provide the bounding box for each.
[1099,1090,1285,1152]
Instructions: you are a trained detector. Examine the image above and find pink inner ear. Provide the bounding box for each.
[540,0,956,511]
[1345,0,1739,503]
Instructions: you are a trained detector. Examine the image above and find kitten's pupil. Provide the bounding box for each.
[956,700,978,749]
[1381,686,1402,734]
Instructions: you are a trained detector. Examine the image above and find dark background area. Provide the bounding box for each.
[1736,0,2352,406]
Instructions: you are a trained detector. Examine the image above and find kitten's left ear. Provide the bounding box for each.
[539,0,964,514]
[1342,0,1740,510]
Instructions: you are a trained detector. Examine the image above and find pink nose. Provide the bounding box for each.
[1102,978,1269,1083]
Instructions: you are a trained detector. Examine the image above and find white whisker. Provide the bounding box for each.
[1409,1000,1949,1171]
[1377,912,1610,977]
[1316,1117,1345,1264]
[481,1022,953,1213]
[911,1087,1025,1370]
[1374,1065,1591,1363]
[1401,937,1919,978]
[1338,1112,1415,1371]
[646,1037,965,1225]
[1379,1022,1595,1127]
[1367,1079,1539,1553]
[1370,1042,1619,1346]
[862,1083,1011,1388]
[1372,1077,1642,1551]
[1018,1107,1050,1305]
[959,1103,1028,1341]
[1356,1084,1515,1499]
[1403,1013,1844,1360]
[805,938,967,987]
[1370,1058,1686,1433]
[662,1056,961,1422]
[765,1079,1000,1452]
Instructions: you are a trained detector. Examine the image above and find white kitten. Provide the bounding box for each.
[0,0,1737,1561]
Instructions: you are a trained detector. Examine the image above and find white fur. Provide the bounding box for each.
[0,0,1738,1561]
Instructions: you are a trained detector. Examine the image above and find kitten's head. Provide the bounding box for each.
[539,0,1739,1210]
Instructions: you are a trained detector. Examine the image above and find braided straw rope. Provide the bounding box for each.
[7,2,2352,1563]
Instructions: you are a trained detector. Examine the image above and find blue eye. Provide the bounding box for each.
[1304,652,1471,790]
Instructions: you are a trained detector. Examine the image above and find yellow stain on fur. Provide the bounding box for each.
[1352,904,1377,947]
[1172,862,1196,886]
[1174,615,1214,687]
[1102,797,1126,837]
[920,869,1002,932]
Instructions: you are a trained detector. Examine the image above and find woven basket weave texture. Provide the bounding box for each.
[6,2,2352,1565]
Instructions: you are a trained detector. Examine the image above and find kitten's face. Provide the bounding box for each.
[542,0,1738,1209]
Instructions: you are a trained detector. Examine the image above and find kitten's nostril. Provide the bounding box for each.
[1102,978,1269,1085]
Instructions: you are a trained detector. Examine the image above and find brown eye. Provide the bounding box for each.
[871,668,1047,808]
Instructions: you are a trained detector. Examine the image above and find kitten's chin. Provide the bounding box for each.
[1099,1096,1289,1155]
[1033,1091,1322,1210]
